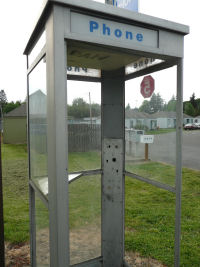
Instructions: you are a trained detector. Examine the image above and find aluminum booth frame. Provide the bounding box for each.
[24,1,189,266]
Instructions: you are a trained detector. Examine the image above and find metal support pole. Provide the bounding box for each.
[101,68,125,267]
[0,133,5,267]
[174,58,183,267]
[145,143,149,161]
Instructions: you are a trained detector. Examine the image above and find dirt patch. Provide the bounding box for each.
[125,251,167,267]
[70,225,101,265]
[5,242,30,267]
[5,226,167,267]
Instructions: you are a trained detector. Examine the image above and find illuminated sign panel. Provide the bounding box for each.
[71,12,158,48]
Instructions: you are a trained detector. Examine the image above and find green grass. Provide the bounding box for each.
[2,144,200,266]
[126,161,175,186]
[125,164,200,266]
[146,128,176,135]
[68,151,101,172]
[69,175,101,229]
[2,144,29,243]
[2,145,101,242]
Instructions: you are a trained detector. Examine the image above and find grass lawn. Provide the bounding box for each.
[125,165,200,266]
[2,144,29,243]
[2,144,200,266]
[146,128,176,135]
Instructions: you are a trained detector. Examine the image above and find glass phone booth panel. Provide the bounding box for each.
[125,66,177,188]
[29,58,48,195]
[67,79,102,265]
[28,49,49,267]
[24,1,188,266]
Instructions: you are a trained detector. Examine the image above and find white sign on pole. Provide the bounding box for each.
[140,135,154,144]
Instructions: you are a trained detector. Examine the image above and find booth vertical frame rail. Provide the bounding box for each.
[26,54,36,267]
[174,58,184,267]
[46,6,70,266]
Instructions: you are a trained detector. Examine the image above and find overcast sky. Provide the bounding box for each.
[0,0,199,108]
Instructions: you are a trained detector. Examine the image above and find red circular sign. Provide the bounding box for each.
[140,75,155,98]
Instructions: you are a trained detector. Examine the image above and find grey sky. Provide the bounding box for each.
[0,0,198,108]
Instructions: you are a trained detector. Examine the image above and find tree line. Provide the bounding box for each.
[126,92,200,117]
[0,90,101,119]
[1,88,199,118]
[0,90,22,115]
[68,98,101,119]
[126,93,177,114]
[183,93,200,117]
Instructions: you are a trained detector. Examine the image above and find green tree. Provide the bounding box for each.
[184,102,195,116]
[91,103,101,117]
[0,89,7,105]
[190,93,196,109]
[0,90,7,116]
[125,103,131,110]
[68,98,101,119]
[139,100,151,113]
[148,93,164,113]
[196,101,200,116]
[166,95,176,112]
[68,98,89,118]
[3,101,21,114]
[155,93,164,111]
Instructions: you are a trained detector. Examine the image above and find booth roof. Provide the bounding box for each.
[24,0,189,55]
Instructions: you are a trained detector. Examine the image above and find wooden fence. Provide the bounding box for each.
[68,124,101,152]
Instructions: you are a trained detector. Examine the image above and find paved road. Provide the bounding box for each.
[151,130,200,170]
[182,130,200,170]
[127,130,200,170]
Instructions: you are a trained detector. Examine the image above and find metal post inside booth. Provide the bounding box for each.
[24,1,189,266]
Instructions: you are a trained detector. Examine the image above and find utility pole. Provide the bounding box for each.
[0,104,5,267]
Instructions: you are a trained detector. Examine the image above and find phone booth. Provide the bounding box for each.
[24,1,189,266]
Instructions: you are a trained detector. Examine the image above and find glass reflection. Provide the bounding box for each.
[69,175,101,265]
[29,58,48,191]
[124,176,175,265]
[67,81,101,172]
[67,66,101,78]
[125,57,164,75]
[35,195,50,267]
[125,67,177,187]
[29,31,46,67]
